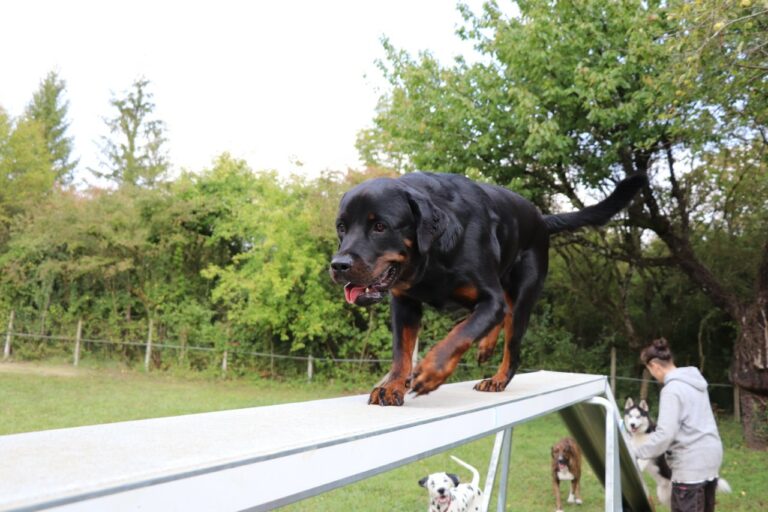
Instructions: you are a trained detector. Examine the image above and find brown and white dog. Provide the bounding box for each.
[551,437,583,512]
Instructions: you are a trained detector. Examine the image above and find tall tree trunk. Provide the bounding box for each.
[732,242,768,449]
[637,182,768,448]
[733,304,768,448]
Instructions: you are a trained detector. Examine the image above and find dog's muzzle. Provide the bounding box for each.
[330,257,402,307]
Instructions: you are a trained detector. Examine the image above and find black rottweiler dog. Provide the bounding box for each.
[330,172,644,405]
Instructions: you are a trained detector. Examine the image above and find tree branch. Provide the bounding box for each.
[636,179,744,320]
[664,139,689,234]
[553,164,584,208]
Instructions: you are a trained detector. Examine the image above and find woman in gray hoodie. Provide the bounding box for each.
[636,337,726,512]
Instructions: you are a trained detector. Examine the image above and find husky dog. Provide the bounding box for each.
[623,398,673,506]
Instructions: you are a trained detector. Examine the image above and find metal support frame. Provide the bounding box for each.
[496,427,513,511]
[587,396,622,512]
[480,427,513,512]
[484,387,624,512]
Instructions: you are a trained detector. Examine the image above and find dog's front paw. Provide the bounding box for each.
[410,359,451,396]
[473,375,509,392]
[368,381,406,406]
[567,493,583,505]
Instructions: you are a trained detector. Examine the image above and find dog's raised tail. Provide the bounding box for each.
[543,174,646,235]
[717,478,732,493]
[450,455,480,488]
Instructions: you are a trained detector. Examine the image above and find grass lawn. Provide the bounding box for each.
[0,361,363,434]
[1,361,765,510]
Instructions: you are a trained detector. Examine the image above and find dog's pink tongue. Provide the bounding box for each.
[344,284,365,304]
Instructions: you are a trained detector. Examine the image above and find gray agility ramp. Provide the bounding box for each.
[0,370,653,511]
[560,397,653,512]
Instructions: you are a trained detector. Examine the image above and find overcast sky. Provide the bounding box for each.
[1,0,494,184]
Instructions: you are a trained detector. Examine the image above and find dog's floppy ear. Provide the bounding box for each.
[447,473,460,487]
[624,397,635,409]
[418,476,429,488]
[639,399,649,412]
[406,189,460,255]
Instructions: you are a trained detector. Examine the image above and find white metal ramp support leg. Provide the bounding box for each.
[481,426,513,512]
[587,396,622,512]
[496,427,513,512]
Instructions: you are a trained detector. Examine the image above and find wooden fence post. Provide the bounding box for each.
[270,339,275,377]
[221,322,231,376]
[3,310,13,361]
[610,346,617,396]
[733,384,741,423]
[144,318,154,371]
[639,367,651,401]
[179,328,188,365]
[73,319,83,366]
[307,355,314,381]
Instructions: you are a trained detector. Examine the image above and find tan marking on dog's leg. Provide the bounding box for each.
[476,322,502,364]
[369,324,418,406]
[475,296,514,392]
[411,320,471,396]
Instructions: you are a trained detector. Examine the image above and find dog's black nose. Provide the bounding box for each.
[437,487,446,495]
[331,254,353,273]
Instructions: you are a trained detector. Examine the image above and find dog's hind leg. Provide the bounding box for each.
[656,479,672,507]
[475,294,514,391]
[475,247,547,392]
[476,321,503,364]
[411,292,505,396]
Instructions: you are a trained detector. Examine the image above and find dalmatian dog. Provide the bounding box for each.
[419,455,483,512]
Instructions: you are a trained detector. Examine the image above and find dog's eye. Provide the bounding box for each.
[337,222,346,235]
[372,222,386,233]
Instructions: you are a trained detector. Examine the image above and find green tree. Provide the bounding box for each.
[0,178,227,351]
[0,107,54,243]
[363,0,768,446]
[24,71,78,183]
[200,155,374,359]
[94,78,168,187]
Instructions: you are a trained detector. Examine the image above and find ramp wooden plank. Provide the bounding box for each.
[1,371,606,511]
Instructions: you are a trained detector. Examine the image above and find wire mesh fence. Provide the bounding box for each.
[1,312,738,416]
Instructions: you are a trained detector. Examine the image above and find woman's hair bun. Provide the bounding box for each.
[641,337,673,365]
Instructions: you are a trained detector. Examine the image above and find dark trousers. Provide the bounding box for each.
[671,479,718,512]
